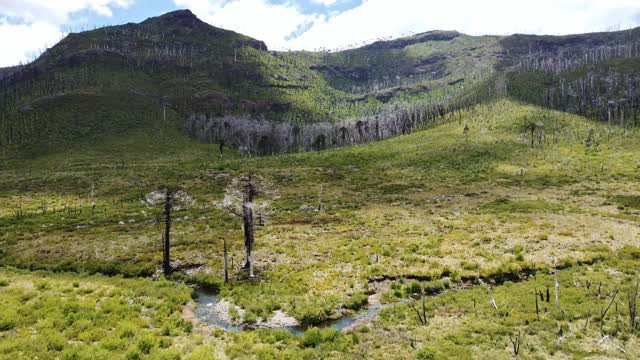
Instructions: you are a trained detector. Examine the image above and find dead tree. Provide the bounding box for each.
[600,287,620,336]
[628,272,639,330]
[509,331,522,359]
[535,288,540,320]
[317,185,324,211]
[220,173,273,278]
[145,187,194,275]
[223,237,229,283]
[554,264,560,311]
[408,291,428,326]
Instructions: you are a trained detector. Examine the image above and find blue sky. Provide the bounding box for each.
[65,0,363,31]
[1,0,640,66]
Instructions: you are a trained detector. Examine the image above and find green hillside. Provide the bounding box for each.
[2,10,638,157]
[0,10,500,155]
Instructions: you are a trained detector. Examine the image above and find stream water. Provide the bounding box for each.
[193,290,385,335]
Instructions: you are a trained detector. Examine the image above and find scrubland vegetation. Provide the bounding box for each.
[1,100,639,359]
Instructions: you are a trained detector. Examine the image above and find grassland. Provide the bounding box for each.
[1,99,639,359]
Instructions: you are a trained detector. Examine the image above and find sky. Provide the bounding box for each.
[1,0,640,67]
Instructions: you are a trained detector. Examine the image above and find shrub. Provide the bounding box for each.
[36,280,50,290]
[0,311,18,331]
[137,335,155,354]
[185,273,221,292]
[118,323,137,339]
[416,346,438,360]
[182,320,193,334]
[158,337,172,349]
[125,348,141,360]
[461,261,479,271]
[99,335,127,351]
[345,292,368,310]
[321,328,342,343]
[243,311,258,324]
[302,328,322,347]
[158,349,182,360]
[619,245,640,260]
[557,257,575,269]
[45,332,67,351]
[404,280,423,296]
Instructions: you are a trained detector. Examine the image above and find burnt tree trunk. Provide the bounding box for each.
[163,191,173,276]
[223,237,229,283]
[242,178,256,276]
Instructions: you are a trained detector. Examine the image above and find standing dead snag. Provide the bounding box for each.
[509,331,522,359]
[145,187,194,275]
[408,290,428,326]
[317,185,323,212]
[486,284,499,311]
[554,263,560,311]
[220,173,273,278]
[223,237,229,283]
[628,272,639,330]
[535,288,540,320]
[600,287,620,336]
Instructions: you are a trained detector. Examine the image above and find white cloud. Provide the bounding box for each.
[290,0,640,50]
[311,0,338,5]
[0,0,133,66]
[174,0,316,50]
[1,0,134,24]
[181,0,640,51]
[0,19,63,66]
[2,0,640,66]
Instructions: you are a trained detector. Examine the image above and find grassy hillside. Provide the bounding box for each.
[0,10,501,154]
[2,10,639,156]
[1,100,639,358]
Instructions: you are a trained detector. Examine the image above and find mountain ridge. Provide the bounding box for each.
[1,9,639,157]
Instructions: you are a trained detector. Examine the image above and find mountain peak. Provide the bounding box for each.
[142,9,205,30]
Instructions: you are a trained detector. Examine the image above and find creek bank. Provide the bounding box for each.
[190,289,388,335]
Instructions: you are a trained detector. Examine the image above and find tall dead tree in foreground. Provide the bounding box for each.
[146,187,194,275]
[220,173,273,278]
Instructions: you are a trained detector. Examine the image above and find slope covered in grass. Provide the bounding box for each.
[0,101,640,358]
